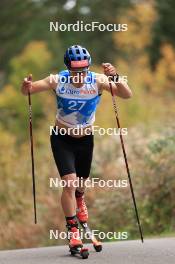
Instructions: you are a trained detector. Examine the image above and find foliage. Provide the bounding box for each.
[0,0,175,249]
[150,0,175,66]
[0,41,53,140]
[90,125,175,239]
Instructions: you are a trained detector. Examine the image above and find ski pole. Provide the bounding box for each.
[108,81,144,243]
[27,74,37,224]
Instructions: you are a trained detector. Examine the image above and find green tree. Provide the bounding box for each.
[149,0,175,67]
[0,41,53,141]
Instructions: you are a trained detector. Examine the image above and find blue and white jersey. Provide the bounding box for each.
[55,70,101,128]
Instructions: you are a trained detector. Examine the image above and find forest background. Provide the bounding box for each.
[0,0,175,249]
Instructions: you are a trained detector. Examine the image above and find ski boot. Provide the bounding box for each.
[76,194,88,223]
[67,219,89,259]
[76,192,102,253]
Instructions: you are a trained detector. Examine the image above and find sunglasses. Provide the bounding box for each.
[69,68,89,73]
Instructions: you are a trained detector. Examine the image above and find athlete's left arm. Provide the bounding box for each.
[97,63,132,99]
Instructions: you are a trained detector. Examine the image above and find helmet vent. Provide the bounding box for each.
[76,49,80,54]
[82,49,86,54]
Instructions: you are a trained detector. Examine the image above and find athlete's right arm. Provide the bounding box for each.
[21,74,58,95]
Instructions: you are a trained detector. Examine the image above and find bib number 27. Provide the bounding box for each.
[68,100,86,110]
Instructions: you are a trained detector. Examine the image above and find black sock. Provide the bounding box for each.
[65,215,78,229]
[75,190,84,198]
[65,215,77,221]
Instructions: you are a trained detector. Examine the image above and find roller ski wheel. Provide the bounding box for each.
[93,242,102,252]
[70,245,89,259]
[80,248,89,259]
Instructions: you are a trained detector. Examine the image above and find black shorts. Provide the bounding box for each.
[50,129,94,178]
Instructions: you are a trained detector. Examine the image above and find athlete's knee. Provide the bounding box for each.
[62,173,77,192]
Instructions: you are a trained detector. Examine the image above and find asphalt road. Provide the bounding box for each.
[0,238,175,264]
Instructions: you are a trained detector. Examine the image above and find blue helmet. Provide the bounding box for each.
[64,45,91,69]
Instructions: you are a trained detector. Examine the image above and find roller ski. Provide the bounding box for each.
[80,221,102,252]
[76,194,102,252]
[67,218,89,259]
[70,246,89,259]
